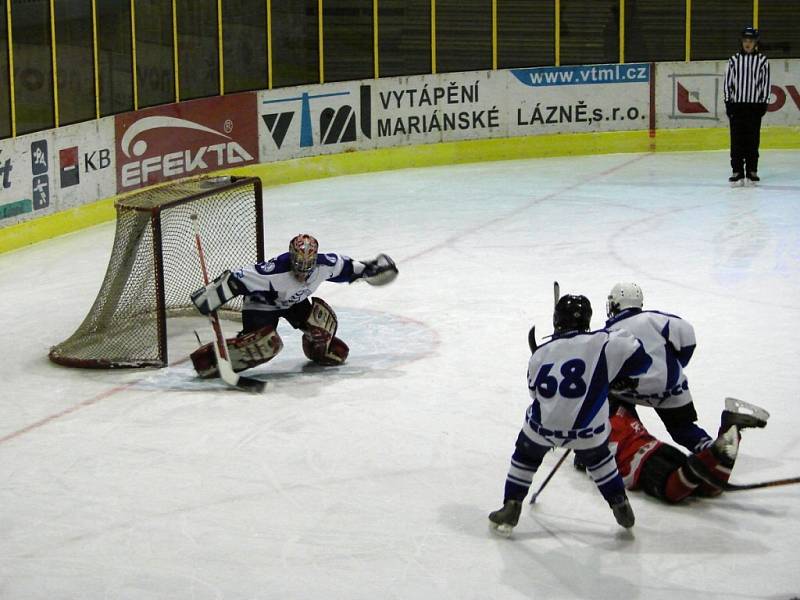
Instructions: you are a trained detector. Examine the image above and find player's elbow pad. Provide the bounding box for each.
[190,270,247,315]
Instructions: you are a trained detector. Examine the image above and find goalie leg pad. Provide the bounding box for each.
[190,325,283,378]
[303,335,349,366]
[300,297,348,365]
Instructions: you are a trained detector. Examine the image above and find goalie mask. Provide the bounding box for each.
[606,282,644,317]
[289,234,319,278]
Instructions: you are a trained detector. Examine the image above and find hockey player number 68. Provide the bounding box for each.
[532,360,588,399]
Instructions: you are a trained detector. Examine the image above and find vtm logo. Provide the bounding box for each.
[115,93,258,191]
[262,85,371,149]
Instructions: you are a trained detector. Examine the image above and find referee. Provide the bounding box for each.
[724,27,771,185]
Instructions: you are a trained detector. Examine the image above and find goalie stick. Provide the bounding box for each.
[191,214,265,393]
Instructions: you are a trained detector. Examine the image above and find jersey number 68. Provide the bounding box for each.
[531,359,588,399]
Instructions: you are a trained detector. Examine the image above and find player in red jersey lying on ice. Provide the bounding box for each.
[606,397,768,502]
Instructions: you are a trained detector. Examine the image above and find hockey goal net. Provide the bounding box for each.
[49,176,264,368]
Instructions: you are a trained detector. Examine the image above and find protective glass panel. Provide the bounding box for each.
[498,0,555,69]
[222,0,268,93]
[435,0,492,73]
[624,0,684,63]
[758,0,800,59]
[97,0,133,116]
[177,0,219,100]
[54,0,95,124]
[271,0,319,88]
[324,0,373,82]
[560,0,619,66]
[12,0,55,133]
[136,0,174,107]
[691,0,752,61]
[378,0,430,78]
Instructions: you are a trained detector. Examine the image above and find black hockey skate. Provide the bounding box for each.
[729,172,745,186]
[746,172,760,183]
[721,397,769,431]
[488,500,522,538]
[608,495,635,529]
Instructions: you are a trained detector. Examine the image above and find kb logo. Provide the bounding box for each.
[262,85,372,149]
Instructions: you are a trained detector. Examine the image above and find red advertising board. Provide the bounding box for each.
[115,93,258,192]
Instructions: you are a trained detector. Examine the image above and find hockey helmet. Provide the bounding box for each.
[606,282,644,317]
[741,26,759,39]
[289,234,319,275]
[553,294,592,334]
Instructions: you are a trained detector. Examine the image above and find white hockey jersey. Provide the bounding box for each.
[604,309,697,406]
[232,252,365,312]
[523,329,651,450]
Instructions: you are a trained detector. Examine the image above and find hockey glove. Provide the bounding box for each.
[357,254,398,286]
[190,270,247,315]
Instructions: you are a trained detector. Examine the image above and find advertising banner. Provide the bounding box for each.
[370,72,507,147]
[0,118,116,227]
[656,59,800,129]
[258,81,371,162]
[115,92,259,192]
[507,63,652,137]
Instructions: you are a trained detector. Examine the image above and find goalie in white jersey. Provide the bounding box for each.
[488,294,652,537]
[603,282,713,454]
[189,234,397,377]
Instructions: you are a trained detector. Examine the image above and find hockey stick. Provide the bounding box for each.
[528,281,561,353]
[530,449,571,504]
[191,215,265,393]
[723,476,800,492]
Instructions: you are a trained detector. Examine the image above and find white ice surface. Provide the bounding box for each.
[1,150,799,600]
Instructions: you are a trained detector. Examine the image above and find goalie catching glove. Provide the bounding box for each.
[190,270,248,315]
[355,254,398,286]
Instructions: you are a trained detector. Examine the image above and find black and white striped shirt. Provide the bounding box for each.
[724,51,771,103]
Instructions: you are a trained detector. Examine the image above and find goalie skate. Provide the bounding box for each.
[721,397,769,431]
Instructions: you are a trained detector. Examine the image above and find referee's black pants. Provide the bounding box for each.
[727,103,764,174]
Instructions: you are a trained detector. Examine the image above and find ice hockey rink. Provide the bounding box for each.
[1,149,799,600]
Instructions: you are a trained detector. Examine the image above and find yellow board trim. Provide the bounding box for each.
[619,0,625,64]
[554,0,560,67]
[172,0,180,102]
[267,0,273,89]
[753,0,759,28]
[91,0,100,118]
[685,0,691,62]
[318,0,324,84]
[492,0,497,70]
[131,0,138,110]
[431,0,436,74]
[373,0,379,78]
[6,0,16,137]
[49,0,59,127]
[3,126,798,255]
[217,0,224,95]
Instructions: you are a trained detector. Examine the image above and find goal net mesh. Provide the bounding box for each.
[49,176,264,368]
